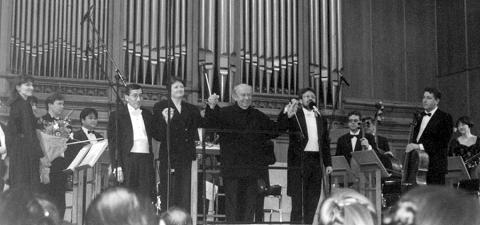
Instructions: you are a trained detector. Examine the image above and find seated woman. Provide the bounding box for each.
[316,188,377,225]
[448,116,480,178]
[383,185,480,225]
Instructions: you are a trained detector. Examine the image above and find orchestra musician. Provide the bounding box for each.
[405,87,453,185]
[448,116,480,178]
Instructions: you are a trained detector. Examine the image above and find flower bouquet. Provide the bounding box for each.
[36,111,73,183]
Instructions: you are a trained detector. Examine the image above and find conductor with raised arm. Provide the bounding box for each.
[204,84,278,222]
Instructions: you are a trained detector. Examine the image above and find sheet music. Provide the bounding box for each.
[78,140,108,168]
[65,143,92,171]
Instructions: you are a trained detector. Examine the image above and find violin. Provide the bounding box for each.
[401,112,429,187]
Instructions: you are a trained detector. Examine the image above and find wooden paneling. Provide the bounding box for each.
[342,0,373,99]
[467,0,480,68]
[371,0,405,101]
[468,69,480,134]
[404,0,436,101]
[436,0,466,76]
[438,73,469,122]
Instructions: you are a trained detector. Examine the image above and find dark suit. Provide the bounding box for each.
[412,109,453,184]
[107,105,158,200]
[278,108,331,224]
[153,100,202,212]
[204,103,277,222]
[335,132,377,164]
[65,129,103,167]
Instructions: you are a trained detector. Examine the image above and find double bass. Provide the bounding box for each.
[401,112,429,188]
[368,102,402,175]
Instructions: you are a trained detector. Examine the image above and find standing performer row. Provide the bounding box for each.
[5,74,475,224]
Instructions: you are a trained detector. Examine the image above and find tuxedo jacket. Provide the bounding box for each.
[412,109,453,174]
[65,129,103,166]
[278,108,332,196]
[335,132,377,164]
[107,105,158,169]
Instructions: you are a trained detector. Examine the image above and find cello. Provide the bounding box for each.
[401,112,429,189]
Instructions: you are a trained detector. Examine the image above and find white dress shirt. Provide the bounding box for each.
[350,130,360,151]
[303,108,319,152]
[81,127,98,144]
[127,104,149,153]
[416,107,438,143]
[0,125,6,160]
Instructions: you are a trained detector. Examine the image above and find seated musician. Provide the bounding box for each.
[363,116,394,171]
[448,116,480,178]
[336,111,375,162]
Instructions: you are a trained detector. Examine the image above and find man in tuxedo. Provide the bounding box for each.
[107,84,159,201]
[40,92,69,218]
[406,87,453,185]
[65,108,103,171]
[335,111,377,164]
[277,87,332,224]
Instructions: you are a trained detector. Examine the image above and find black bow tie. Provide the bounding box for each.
[87,130,95,134]
[421,112,432,117]
[349,134,360,139]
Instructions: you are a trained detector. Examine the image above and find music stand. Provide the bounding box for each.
[331,156,354,188]
[446,156,471,188]
[351,150,389,224]
[69,140,109,225]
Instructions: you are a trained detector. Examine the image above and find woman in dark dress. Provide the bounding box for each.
[449,116,480,178]
[153,77,202,211]
[6,75,44,192]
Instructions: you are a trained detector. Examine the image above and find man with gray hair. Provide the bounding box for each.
[206,84,277,222]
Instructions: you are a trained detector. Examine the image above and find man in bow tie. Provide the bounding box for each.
[335,111,377,165]
[405,87,453,185]
[278,87,332,224]
[65,108,103,170]
[107,84,160,201]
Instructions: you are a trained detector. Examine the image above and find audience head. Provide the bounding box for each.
[347,111,362,132]
[383,185,480,225]
[298,87,316,109]
[232,84,253,110]
[319,188,376,225]
[456,116,474,135]
[0,188,60,225]
[80,108,99,130]
[85,187,157,225]
[159,207,192,225]
[422,87,441,112]
[45,93,65,116]
[11,75,35,101]
[168,77,185,99]
[123,84,143,109]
